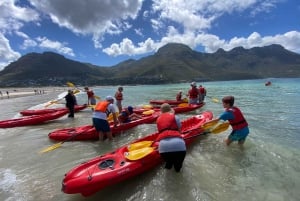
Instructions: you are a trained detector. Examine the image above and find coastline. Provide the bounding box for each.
[0,87,69,100]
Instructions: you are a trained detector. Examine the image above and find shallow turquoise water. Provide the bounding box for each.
[0,78,299,201]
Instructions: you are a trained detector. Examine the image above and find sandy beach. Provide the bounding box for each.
[0,87,69,100]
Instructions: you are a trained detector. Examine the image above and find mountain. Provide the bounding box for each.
[0,43,300,87]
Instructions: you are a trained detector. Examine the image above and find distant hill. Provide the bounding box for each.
[0,43,300,87]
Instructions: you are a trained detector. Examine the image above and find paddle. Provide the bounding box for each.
[39,131,86,153]
[127,119,222,152]
[125,122,230,160]
[44,91,68,107]
[66,81,101,100]
[206,96,219,103]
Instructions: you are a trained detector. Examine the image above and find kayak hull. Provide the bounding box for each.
[48,112,160,141]
[20,105,87,116]
[0,110,68,128]
[134,103,205,114]
[61,111,213,196]
[149,99,188,105]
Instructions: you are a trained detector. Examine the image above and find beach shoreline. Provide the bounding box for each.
[0,87,69,100]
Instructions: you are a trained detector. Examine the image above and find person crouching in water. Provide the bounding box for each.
[156,103,186,172]
[92,96,118,141]
[118,106,141,124]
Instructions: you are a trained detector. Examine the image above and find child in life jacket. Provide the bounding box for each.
[118,106,141,123]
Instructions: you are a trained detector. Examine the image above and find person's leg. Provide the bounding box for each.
[173,151,186,172]
[160,152,173,169]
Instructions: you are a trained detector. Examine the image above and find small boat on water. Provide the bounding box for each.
[0,110,68,128]
[20,105,87,116]
[61,111,213,196]
[48,111,160,141]
[265,81,272,86]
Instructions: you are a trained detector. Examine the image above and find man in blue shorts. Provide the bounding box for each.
[92,96,118,141]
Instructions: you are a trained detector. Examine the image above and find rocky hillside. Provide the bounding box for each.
[0,43,299,87]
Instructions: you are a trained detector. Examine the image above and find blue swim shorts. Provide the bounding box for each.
[228,127,249,142]
[93,118,110,132]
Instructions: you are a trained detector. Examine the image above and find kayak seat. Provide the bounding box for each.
[99,159,114,170]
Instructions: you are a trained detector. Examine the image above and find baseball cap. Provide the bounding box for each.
[106,96,114,101]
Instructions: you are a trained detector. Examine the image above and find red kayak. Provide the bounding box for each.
[134,103,205,114]
[20,105,87,116]
[0,110,68,128]
[48,112,160,141]
[149,99,188,105]
[61,111,213,196]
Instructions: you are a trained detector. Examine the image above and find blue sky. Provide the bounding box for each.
[0,0,299,71]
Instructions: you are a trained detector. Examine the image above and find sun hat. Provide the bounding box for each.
[106,96,114,101]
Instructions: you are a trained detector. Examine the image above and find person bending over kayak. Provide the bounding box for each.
[156,103,186,172]
[92,96,118,141]
[217,96,249,146]
[118,106,141,123]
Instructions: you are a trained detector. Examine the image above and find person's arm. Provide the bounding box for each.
[175,115,182,132]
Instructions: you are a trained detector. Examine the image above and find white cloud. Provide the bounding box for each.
[36,37,75,56]
[30,0,143,48]
[0,33,21,70]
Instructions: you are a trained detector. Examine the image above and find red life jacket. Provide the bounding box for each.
[226,106,248,130]
[199,87,206,94]
[115,91,123,100]
[94,101,110,112]
[156,113,182,140]
[176,93,182,101]
[87,90,94,98]
[188,87,199,98]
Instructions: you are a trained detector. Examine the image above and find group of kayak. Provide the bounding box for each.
[1,90,226,197]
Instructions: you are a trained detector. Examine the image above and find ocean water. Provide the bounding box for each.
[0,78,299,201]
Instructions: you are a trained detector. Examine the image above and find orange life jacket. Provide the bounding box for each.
[226,106,248,130]
[94,101,110,112]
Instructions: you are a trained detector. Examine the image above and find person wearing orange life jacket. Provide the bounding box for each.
[216,96,249,146]
[114,86,123,112]
[92,96,118,141]
[188,82,199,104]
[156,103,186,172]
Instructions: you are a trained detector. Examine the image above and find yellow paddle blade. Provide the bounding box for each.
[107,112,119,122]
[125,147,155,160]
[142,105,153,109]
[127,141,153,151]
[44,100,59,107]
[66,82,75,88]
[142,109,155,115]
[94,95,101,100]
[73,89,80,94]
[201,119,219,130]
[182,98,188,103]
[212,98,219,103]
[210,122,230,134]
[178,103,189,107]
[40,142,63,153]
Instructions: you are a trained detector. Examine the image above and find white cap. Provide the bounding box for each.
[106,96,114,101]
[191,82,196,86]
